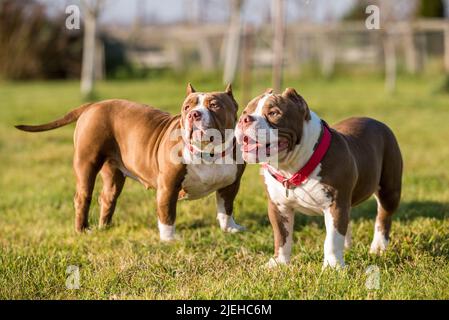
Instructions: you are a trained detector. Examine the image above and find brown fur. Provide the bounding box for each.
[16,85,244,233]
[240,89,402,257]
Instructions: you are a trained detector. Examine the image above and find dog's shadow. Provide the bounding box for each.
[245,199,448,228]
[351,199,448,222]
[243,199,448,258]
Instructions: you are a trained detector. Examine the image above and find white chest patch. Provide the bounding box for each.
[181,163,238,200]
[264,164,332,216]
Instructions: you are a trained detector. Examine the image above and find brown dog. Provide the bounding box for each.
[235,88,402,268]
[16,84,245,240]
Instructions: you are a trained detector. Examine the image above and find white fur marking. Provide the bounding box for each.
[253,94,271,116]
[216,193,245,232]
[181,162,237,200]
[262,112,332,215]
[192,94,211,126]
[323,208,345,269]
[370,222,389,254]
[265,209,294,268]
[158,219,175,241]
[370,194,389,254]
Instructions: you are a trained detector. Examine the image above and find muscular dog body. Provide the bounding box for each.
[236,88,402,268]
[16,84,245,239]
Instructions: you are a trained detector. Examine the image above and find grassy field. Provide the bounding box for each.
[0,73,448,299]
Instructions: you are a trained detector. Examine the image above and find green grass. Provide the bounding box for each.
[0,73,448,299]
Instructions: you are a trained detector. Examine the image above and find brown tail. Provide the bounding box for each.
[15,103,93,132]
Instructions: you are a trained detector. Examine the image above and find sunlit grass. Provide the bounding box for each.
[0,73,448,299]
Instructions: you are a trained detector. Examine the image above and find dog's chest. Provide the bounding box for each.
[181,163,237,200]
[264,165,332,216]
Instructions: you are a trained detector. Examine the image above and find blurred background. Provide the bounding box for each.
[2,0,449,100]
[1,1,449,299]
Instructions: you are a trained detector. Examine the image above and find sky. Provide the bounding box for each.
[41,0,357,25]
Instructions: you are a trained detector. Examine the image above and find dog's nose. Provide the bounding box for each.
[188,110,202,121]
[241,114,255,124]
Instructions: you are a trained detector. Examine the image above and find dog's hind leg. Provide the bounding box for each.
[98,161,126,229]
[370,141,402,254]
[370,190,400,254]
[73,154,102,233]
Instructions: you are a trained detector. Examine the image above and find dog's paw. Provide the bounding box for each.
[369,243,387,255]
[217,214,246,233]
[264,257,288,269]
[223,222,246,233]
[369,233,388,255]
[322,255,346,270]
[158,220,176,242]
[159,235,179,242]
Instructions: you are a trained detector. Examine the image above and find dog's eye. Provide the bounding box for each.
[268,111,280,117]
[210,102,220,109]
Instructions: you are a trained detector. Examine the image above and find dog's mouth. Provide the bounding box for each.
[240,135,289,156]
[188,127,220,152]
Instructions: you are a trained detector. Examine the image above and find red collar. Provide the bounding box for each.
[263,120,332,189]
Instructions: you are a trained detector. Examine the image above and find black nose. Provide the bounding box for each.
[241,114,255,124]
[188,110,202,121]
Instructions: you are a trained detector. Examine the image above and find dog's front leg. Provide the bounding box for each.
[323,204,349,269]
[266,200,294,268]
[156,176,182,242]
[216,182,245,233]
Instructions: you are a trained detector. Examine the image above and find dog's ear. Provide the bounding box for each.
[225,83,233,97]
[224,84,239,111]
[186,83,196,96]
[282,87,311,121]
[265,88,274,94]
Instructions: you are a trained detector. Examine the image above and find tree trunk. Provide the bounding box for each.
[240,25,254,105]
[444,21,449,73]
[272,0,285,93]
[81,7,97,99]
[383,31,396,93]
[404,25,418,74]
[223,0,243,85]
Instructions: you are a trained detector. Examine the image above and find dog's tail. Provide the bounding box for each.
[15,103,93,132]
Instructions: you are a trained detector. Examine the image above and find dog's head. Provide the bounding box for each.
[181,83,238,152]
[235,88,311,163]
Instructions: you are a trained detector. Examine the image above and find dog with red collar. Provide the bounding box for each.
[16,84,245,240]
[235,88,402,268]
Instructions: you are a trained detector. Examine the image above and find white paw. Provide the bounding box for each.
[264,257,288,269]
[369,231,388,255]
[322,255,345,270]
[158,220,176,242]
[160,234,178,242]
[217,214,246,233]
[369,241,388,255]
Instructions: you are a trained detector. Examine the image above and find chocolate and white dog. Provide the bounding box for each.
[16,84,245,240]
[235,88,402,268]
